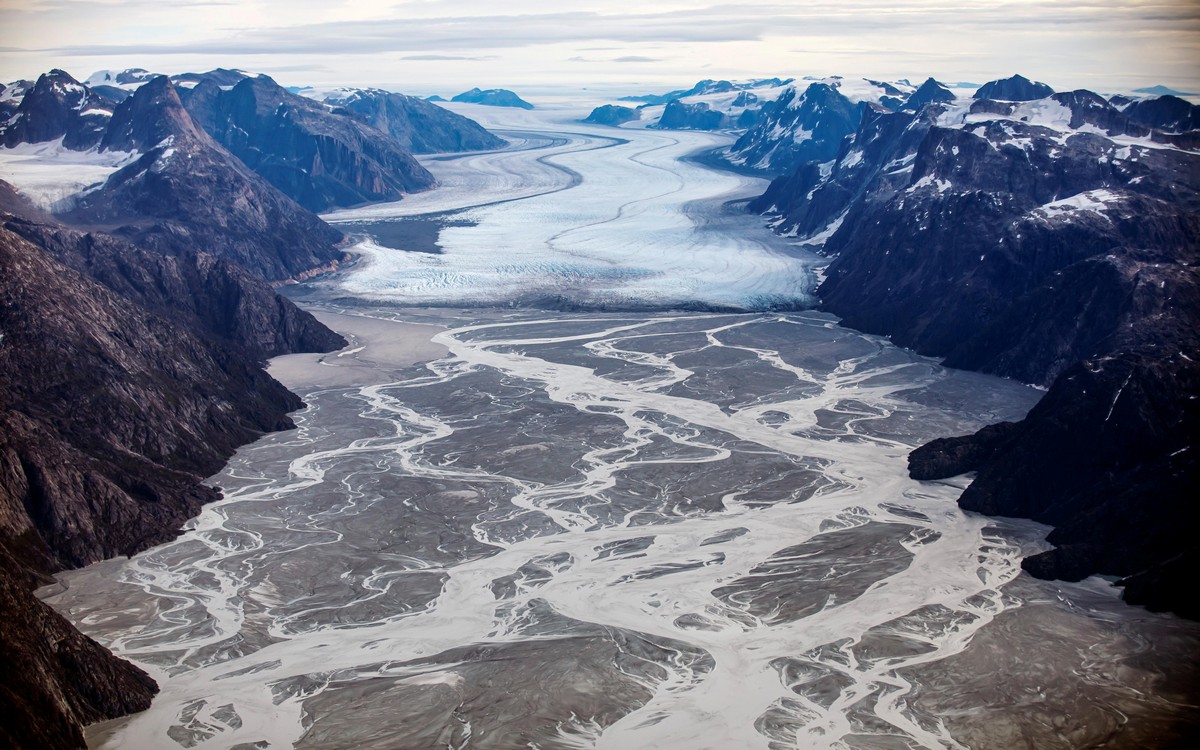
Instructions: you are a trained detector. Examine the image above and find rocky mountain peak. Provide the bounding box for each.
[973,74,1055,101]
[451,87,534,109]
[1120,94,1200,134]
[100,74,204,153]
[0,69,113,149]
[902,77,955,111]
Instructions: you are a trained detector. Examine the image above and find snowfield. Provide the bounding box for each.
[0,138,138,211]
[323,102,820,310]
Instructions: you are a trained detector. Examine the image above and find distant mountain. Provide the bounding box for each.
[178,75,435,211]
[726,83,865,173]
[1133,84,1196,96]
[1120,94,1200,133]
[750,86,1200,615]
[620,78,793,106]
[425,95,447,102]
[901,77,955,110]
[973,74,1054,101]
[583,104,641,126]
[451,87,534,109]
[318,87,504,153]
[170,67,250,89]
[653,99,729,130]
[723,77,913,173]
[83,68,159,101]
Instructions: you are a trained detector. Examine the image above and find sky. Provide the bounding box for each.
[2,0,1199,97]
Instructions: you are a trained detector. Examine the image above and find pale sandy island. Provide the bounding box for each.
[268,311,448,389]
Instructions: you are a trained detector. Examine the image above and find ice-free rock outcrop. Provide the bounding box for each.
[583,104,641,127]
[972,74,1054,102]
[179,75,435,212]
[0,69,114,150]
[65,75,345,281]
[653,99,729,130]
[320,87,504,154]
[0,190,347,746]
[451,87,534,110]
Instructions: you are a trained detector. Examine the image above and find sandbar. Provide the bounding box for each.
[268,311,448,389]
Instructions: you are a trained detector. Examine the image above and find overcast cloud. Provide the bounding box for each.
[1,1,1197,96]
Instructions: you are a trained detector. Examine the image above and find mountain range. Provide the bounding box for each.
[2,62,1198,747]
[747,75,1200,616]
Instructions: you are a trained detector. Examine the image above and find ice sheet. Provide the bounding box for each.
[0,138,138,211]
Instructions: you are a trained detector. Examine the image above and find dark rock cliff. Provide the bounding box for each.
[0,224,310,565]
[64,75,345,281]
[323,88,504,154]
[754,89,1200,615]
[451,87,534,110]
[972,74,1054,102]
[2,214,345,360]
[583,104,641,127]
[0,69,114,151]
[0,185,346,746]
[0,543,157,750]
[653,99,729,131]
[729,83,865,174]
[179,75,436,212]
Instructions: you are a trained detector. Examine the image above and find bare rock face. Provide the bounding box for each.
[0,69,114,150]
[754,88,1200,616]
[3,214,345,360]
[0,224,308,564]
[0,543,157,750]
[653,99,729,131]
[1120,94,1200,134]
[66,75,345,281]
[584,104,641,127]
[179,75,436,212]
[0,214,346,747]
[321,87,505,154]
[729,83,864,173]
[972,74,1054,102]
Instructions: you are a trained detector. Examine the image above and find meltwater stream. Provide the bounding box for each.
[46,102,1200,749]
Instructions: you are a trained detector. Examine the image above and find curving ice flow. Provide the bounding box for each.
[319,102,819,309]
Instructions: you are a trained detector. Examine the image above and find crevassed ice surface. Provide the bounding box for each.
[48,100,1200,750]
[321,102,819,309]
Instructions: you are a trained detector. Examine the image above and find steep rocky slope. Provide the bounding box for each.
[0,544,157,750]
[0,69,115,150]
[179,75,435,211]
[753,83,1200,614]
[0,178,345,747]
[451,87,534,109]
[3,213,344,360]
[723,77,915,174]
[62,75,345,281]
[583,104,641,126]
[318,87,504,154]
[727,83,866,173]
